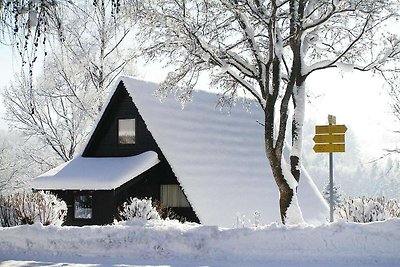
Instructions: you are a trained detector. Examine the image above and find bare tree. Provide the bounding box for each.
[2,0,137,163]
[3,69,90,163]
[60,0,137,108]
[0,0,64,74]
[134,0,400,223]
[0,138,19,193]
[1,1,135,95]
[0,131,32,194]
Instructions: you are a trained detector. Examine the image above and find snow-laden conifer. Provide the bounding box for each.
[322,182,344,209]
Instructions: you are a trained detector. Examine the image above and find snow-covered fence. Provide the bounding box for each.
[335,197,400,223]
[0,191,66,227]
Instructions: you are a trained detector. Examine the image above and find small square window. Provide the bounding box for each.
[160,184,190,208]
[118,119,135,144]
[74,195,93,219]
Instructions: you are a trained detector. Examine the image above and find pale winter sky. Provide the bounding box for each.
[0,42,399,160]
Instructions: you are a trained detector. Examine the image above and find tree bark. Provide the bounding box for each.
[288,0,306,185]
[290,79,305,183]
[265,141,295,224]
[264,102,294,224]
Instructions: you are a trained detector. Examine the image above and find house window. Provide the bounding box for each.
[74,195,93,219]
[160,184,190,208]
[118,118,135,144]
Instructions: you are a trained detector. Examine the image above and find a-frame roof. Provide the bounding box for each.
[108,76,328,226]
[33,76,328,226]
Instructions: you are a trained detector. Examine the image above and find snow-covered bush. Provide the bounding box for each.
[0,195,19,227]
[335,197,400,223]
[153,200,186,222]
[10,191,41,225]
[0,191,67,227]
[385,199,400,218]
[119,197,161,222]
[36,191,67,226]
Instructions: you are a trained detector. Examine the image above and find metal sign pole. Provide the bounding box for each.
[329,151,334,222]
[313,114,346,223]
[328,114,335,223]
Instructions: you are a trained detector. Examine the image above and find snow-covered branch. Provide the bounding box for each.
[135,0,400,224]
[302,15,370,76]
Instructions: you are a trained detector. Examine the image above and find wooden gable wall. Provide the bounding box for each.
[80,81,199,224]
[83,82,160,157]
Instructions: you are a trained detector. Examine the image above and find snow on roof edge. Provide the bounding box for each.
[32,151,160,191]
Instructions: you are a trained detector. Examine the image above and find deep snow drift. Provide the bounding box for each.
[1,219,399,266]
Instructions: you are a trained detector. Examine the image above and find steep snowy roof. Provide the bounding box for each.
[32,151,159,190]
[114,77,328,226]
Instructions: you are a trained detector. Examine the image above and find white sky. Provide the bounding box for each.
[307,69,400,158]
[1,42,399,159]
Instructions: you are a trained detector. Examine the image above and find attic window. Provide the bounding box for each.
[118,118,135,144]
[160,184,190,208]
[74,195,93,219]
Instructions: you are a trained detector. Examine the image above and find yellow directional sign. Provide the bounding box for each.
[315,125,347,135]
[313,144,345,153]
[313,123,347,153]
[313,134,345,144]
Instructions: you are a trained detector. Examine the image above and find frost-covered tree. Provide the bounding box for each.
[3,71,90,163]
[322,182,343,208]
[133,0,400,223]
[0,131,33,194]
[1,0,135,92]
[61,0,137,107]
[2,0,136,163]
[0,138,18,194]
[0,0,64,77]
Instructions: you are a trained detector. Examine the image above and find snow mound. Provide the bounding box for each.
[1,219,400,266]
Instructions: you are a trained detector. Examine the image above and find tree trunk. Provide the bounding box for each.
[265,146,295,224]
[290,80,305,183]
[264,107,294,224]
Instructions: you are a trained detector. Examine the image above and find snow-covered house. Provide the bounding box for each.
[33,76,328,226]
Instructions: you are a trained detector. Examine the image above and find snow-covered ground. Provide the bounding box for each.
[1,219,400,267]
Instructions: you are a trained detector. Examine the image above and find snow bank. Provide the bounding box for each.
[1,219,399,266]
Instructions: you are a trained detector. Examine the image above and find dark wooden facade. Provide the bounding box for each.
[50,82,199,226]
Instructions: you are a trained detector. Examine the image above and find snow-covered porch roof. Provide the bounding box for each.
[32,151,160,190]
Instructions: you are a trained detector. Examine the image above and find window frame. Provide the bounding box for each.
[160,184,191,208]
[117,118,136,145]
[74,194,93,220]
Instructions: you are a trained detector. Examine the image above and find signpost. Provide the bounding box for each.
[313,115,347,222]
